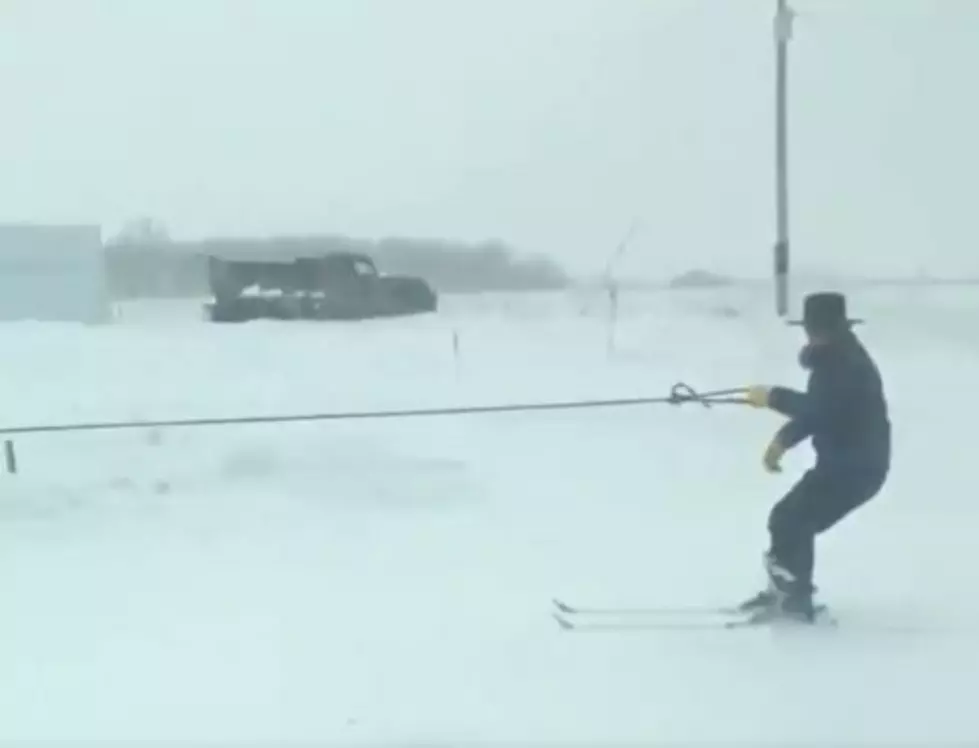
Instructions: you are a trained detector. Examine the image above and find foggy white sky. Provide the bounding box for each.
[1,0,976,280]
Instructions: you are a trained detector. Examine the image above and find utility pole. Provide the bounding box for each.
[773,0,795,317]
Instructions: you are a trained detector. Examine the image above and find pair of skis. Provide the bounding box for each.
[552,597,835,632]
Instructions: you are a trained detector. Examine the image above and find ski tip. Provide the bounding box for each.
[552,598,575,614]
[553,613,574,630]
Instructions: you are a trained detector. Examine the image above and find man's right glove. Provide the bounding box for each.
[762,436,785,473]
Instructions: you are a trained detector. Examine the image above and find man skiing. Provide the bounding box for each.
[739,291,891,623]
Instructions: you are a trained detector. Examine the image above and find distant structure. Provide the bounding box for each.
[105,229,569,299]
[204,251,437,322]
[0,224,110,323]
[668,269,734,289]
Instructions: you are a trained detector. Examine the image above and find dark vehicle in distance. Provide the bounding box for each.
[204,252,438,322]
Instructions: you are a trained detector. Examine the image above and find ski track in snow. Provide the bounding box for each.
[1,286,978,743]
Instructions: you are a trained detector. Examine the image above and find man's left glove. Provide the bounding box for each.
[745,385,771,408]
[762,436,785,473]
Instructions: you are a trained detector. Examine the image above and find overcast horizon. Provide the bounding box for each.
[1,0,977,281]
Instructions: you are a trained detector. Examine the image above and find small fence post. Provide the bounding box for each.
[606,282,619,358]
[452,329,461,377]
[4,439,17,475]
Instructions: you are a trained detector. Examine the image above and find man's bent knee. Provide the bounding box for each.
[768,498,811,542]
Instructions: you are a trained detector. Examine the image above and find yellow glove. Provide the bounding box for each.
[745,385,771,408]
[762,437,785,473]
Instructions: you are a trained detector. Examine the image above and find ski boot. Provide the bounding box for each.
[779,590,818,623]
[736,588,777,614]
[736,552,820,624]
[764,555,821,624]
[735,551,785,615]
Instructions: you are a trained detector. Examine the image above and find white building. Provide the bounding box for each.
[0,224,110,323]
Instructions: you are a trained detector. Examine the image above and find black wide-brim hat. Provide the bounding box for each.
[787,291,863,331]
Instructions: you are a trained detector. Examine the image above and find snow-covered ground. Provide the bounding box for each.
[2,285,978,743]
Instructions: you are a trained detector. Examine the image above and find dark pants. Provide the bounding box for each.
[767,466,885,593]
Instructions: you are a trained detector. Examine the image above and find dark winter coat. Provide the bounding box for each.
[768,330,891,487]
